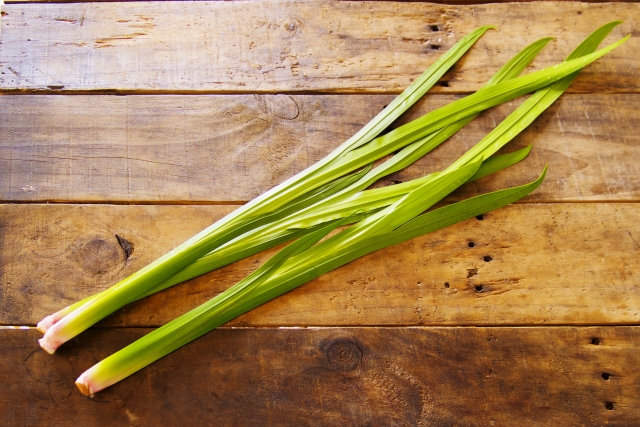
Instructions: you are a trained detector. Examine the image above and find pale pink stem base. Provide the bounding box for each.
[38,319,72,354]
[38,336,59,355]
[36,305,75,334]
[36,316,55,335]
[75,370,99,396]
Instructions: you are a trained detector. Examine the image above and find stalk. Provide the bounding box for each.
[40,28,628,353]
[74,22,626,393]
[37,35,549,334]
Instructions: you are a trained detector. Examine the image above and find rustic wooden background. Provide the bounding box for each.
[1,1,639,426]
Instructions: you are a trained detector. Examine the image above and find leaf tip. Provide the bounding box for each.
[538,164,549,182]
[515,145,533,162]
[537,36,555,49]
[475,25,496,34]
[530,36,555,51]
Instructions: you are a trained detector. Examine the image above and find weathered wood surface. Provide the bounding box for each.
[0,2,637,93]
[5,0,635,3]
[1,326,639,426]
[2,203,638,327]
[2,93,639,203]
[1,0,639,420]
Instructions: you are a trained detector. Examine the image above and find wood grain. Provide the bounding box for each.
[0,2,637,93]
[2,0,638,423]
[5,0,634,3]
[1,326,639,426]
[2,93,639,203]
[2,203,639,327]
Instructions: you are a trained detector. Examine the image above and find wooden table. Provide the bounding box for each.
[1,1,639,425]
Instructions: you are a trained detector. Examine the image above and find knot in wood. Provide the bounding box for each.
[264,95,299,120]
[326,338,362,371]
[81,237,121,275]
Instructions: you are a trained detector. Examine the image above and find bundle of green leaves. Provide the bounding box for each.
[35,22,628,395]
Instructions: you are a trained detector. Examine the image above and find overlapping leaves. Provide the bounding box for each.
[31,22,628,395]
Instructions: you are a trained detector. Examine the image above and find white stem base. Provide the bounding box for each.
[36,315,57,334]
[38,337,57,355]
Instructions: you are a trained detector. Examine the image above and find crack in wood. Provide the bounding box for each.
[115,234,133,260]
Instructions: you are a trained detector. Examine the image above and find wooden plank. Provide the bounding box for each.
[2,203,639,327]
[5,0,634,3]
[1,326,639,426]
[1,93,639,203]
[0,1,637,93]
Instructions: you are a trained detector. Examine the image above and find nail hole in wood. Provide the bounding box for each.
[475,285,484,292]
[591,337,601,345]
[483,255,493,262]
[475,214,484,220]
[605,402,614,410]
[437,81,450,87]
[468,241,475,248]
[430,25,439,32]
[430,44,441,50]
[444,282,450,288]
[602,373,611,380]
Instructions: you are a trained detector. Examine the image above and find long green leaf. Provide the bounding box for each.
[38,25,612,333]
